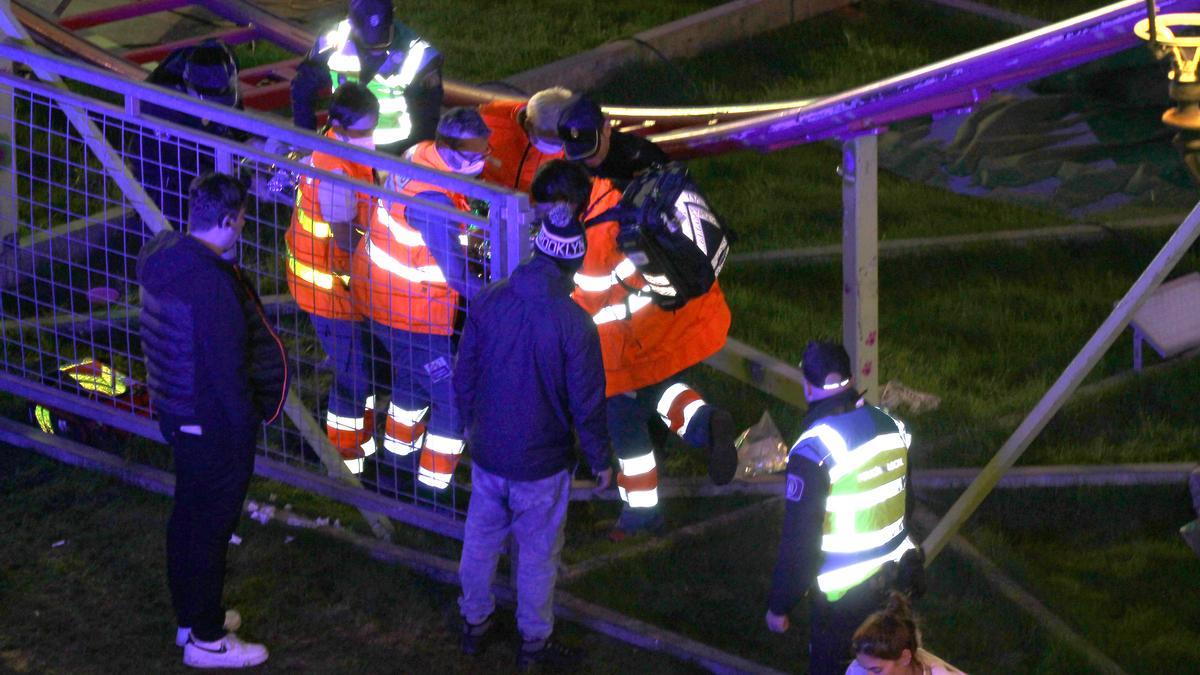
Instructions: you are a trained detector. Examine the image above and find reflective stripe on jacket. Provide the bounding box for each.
[789,404,917,602]
[573,178,731,397]
[478,100,561,193]
[317,19,437,146]
[285,131,372,320]
[352,141,468,334]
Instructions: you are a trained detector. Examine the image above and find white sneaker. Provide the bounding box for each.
[176,609,242,647]
[183,632,268,669]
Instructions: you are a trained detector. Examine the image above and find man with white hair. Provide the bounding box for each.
[478,87,574,192]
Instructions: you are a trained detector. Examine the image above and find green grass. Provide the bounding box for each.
[975,0,1116,23]
[0,450,698,674]
[924,484,1200,673]
[720,230,1200,469]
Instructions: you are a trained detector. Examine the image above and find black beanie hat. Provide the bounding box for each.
[533,203,586,261]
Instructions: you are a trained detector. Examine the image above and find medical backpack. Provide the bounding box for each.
[593,162,733,311]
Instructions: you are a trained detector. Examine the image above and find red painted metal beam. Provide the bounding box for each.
[240,80,292,111]
[59,0,193,30]
[122,25,258,64]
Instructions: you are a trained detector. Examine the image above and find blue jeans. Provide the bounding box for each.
[458,465,569,641]
[310,314,372,417]
[370,322,460,436]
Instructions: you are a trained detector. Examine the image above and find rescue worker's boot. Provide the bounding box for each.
[654,385,737,486]
[610,507,665,542]
[417,433,464,490]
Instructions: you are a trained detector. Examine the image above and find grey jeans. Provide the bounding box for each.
[458,465,570,641]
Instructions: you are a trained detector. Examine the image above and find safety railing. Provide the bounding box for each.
[0,40,532,539]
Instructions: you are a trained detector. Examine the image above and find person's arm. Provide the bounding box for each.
[189,266,256,429]
[408,190,484,301]
[566,310,610,476]
[452,306,482,436]
[768,451,830,617]
[315,168,361,268]
[291,50,331,131]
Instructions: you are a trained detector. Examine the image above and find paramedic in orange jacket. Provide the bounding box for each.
[352,107,490,490]
[533,155,738,539]
[478,87,574,192]
[286,82,379,474]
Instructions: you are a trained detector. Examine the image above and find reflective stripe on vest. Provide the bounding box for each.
[288,248,350,290]
[375,202,428,247]
[365,239,448,284]
[295,193,333,239]
[791,406,916,602]
[322,20,431,145]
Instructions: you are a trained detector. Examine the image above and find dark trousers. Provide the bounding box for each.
[808,579,889,675]
[162,417,257,641]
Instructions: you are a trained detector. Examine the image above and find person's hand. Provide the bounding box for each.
[765,610,789,634]
[593,467,613,494]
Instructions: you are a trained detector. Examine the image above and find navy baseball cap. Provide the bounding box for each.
[556,94,605,161]
[349,0,394,48]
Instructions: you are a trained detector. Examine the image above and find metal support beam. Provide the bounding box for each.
[923,199,1200,563]
[0,0,171,235]
[842,134,880,403]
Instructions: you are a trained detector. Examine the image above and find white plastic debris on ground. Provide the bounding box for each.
[246,501,276,526]
[734,411,789,479]
[229,533,242,546]
[879,380,941,415]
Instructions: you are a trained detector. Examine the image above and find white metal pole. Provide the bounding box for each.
[842,134,880,403]
[924,199,1200,563]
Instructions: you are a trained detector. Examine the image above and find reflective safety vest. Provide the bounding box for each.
[790,404,918,603]
[573,178,732,397]
[59,358,128,397]
[352,140,468,335]
[286,132,373,321]
[316,19,438,147]
[478,100,561,192]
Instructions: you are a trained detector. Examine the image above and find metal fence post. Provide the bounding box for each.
[842,134,879,403]
[495,192,530,280]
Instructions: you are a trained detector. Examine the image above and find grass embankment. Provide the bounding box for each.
[975,0,1116,23]
[0,449,696,674]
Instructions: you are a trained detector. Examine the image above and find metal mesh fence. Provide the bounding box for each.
[0,45,531,533]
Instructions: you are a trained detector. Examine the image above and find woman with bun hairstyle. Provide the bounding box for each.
[846,592,965,675]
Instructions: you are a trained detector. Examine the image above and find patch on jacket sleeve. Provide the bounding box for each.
[786,474,805,502]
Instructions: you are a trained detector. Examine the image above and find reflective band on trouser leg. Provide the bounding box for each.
[326,410,371,474]
[655,383,705,437]
[616,451,659,508]
[418,433,464,490]
[362,395,377,438]
[384,403,428,456]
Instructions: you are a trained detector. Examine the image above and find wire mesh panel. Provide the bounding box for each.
[0,45,531,532]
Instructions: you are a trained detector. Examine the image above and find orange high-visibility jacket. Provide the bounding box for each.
[573,178,731,397]
[286,131,373,321]
[479,100,562,193]
[352,141,470,335]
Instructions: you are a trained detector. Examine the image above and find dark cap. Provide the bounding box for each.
[800,341,852,390]
[556,94,605,161]
[349,0,395,48]
[183,40,238,106]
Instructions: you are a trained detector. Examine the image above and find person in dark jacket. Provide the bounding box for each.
[137,172,288,669]
[765,342,921,675]
[454,161,612,671]
[134,39,247,229]
[555,93,668,186]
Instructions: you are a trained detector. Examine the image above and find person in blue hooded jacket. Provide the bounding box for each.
[454,160,612,671]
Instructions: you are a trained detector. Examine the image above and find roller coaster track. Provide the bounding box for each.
[11,0,1197,157]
